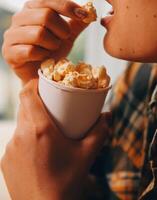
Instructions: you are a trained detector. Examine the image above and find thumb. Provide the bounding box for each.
[25,0,88,20]
[82,112,112,161]
[19,79,53,132]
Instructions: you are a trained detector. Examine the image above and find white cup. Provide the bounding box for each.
[38,69,111,139]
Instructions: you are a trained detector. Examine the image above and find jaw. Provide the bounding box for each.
[103,0,157,63]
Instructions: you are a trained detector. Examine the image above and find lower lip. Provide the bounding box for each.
[101,15,114,28]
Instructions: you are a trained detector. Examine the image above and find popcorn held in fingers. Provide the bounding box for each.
[41,58,110,89]
[82,2,97,23]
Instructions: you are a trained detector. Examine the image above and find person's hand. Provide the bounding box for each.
[2,0,89,84]
[0,79,111,200]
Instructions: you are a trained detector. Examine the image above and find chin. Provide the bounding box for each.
[103,36,157,63]
[103,36,127,60]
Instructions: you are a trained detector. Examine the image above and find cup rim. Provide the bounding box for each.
[38,69,112,94]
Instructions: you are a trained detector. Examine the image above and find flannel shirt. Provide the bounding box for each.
[85,63,157,200]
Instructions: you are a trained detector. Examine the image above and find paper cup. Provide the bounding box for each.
[38,69,111,139]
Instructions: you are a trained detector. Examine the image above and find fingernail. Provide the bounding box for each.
[74,8,88,19]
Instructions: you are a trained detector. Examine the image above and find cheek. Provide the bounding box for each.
[104,2,157,62]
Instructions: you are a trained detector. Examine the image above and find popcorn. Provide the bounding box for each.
[82,2,97,23]
[53,70,62,81]
[76,62,92,75]
[42,67,53,80]
[54,59,75,77]
[41,58,55,80]
[61,72,79,88]
[41,58,55,70]
[76,74,97,89]
[98,75,110,88]
[91,66,111,88]
[41,58,110,89]
[92,66,106,79]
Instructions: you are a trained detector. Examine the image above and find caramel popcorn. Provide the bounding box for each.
[41,58,110,89]
[54,59,75,77]
[92,66,111,88]
[41,58,55,80]
[61,72,79,88]
[82,2,97,23]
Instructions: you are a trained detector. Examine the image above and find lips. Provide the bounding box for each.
[101,0,114,28]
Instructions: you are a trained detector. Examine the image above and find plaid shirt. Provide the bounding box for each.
[85,63,157,200]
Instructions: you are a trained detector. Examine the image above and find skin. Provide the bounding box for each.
[2,0,89,84]
[1,0,157,199]
[102,0,157,62]
[1,79,111,200]
[1,1,111,199]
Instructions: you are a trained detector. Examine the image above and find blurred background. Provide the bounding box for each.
[0,0,127,199]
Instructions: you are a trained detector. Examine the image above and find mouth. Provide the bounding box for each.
[101,0,114,28]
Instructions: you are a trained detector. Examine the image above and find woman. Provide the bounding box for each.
[1,0,157,199]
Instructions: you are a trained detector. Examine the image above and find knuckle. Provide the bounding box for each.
[1,44,12,64]
[42,8,53,26]
[35,26,46,42]
[33,122,51,135]
[62,1,72,13]
[62,27,71,39]
[25,45,35,59]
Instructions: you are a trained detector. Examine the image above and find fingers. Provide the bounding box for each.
[2,0,90,85]
[5,26,61,51]
[3,44,51,65]
[25,0,88,20]
[12,8,71,40]
[68,19,88,41]
[82,112,112,160]
[3,1,89,67]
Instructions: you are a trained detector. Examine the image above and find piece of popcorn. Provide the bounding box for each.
[76,62,92,73]
[92,66,107,80]
[76,74,96,89]
[41,58,55,70]
[52,70,62,81]
[61,72,79,87]
[42,68,53,80]
[54,59,75,77]
[82,2,97,23]
[98,75,111,88]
